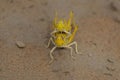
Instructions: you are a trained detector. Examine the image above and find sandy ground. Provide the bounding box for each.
[0,0,120,80]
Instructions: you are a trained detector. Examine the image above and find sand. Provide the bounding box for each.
[0,0,120,80]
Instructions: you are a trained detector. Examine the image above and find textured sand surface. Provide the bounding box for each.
[0,0,120,80]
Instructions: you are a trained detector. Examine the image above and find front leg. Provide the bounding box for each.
[49,46,56,64]
[63,30,71,38]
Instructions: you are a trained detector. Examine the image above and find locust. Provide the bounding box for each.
[47,11,81,64]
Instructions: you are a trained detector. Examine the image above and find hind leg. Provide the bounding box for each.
[68,41,82,54]
[65,46,75,59]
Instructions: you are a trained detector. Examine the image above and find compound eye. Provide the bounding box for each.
[61,32,66,34]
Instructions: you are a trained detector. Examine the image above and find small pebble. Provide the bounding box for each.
[16,41,25,48]
[39,18,45,22]
[63,71,70,76]
[88,53,92,57]
[107,59,114,64]
[28,4,34,8]
[106,66,115,71]
[104,73,113,76]
[110,1,120,12]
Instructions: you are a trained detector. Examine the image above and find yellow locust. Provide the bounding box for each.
[47,11,81,64]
